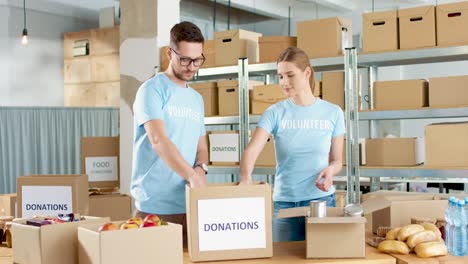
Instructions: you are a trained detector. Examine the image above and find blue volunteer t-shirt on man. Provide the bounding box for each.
[131,73,206,214]
[257,98,345,202]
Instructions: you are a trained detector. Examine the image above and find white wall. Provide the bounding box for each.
[0,5,96,106]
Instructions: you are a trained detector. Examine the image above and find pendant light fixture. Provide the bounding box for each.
[21,0,28,45]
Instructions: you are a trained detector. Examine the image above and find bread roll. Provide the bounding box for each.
[397,224,425,242]
[406,230,438,248]
[385,227,401,240]
[421,222,442,239]
[378,240,410,255]
[414,241,448,258]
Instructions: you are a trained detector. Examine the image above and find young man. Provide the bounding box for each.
[131,21,208,243]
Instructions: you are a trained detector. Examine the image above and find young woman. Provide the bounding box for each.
[240,47,345,242]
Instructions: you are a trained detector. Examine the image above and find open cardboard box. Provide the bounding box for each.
[12,216,109,264]
[78,221,183,264]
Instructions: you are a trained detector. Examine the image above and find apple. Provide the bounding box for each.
[98,223,119,232]
[126,217,143,226]
[120,222,139,230]
[160,220,168,226]
[143,214,161,225]
[140,220,156,228]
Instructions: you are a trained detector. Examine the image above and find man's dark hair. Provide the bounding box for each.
[170,21,204,49]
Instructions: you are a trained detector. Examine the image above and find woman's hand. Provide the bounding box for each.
[315,166,334,192]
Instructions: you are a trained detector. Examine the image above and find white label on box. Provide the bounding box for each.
[22,186,73,218]
[209,133,239,162]
[198,197,266,251]
[85,156,118,182]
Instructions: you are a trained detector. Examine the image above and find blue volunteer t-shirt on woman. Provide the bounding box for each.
[257,98,345,202]
[131,73,206,215]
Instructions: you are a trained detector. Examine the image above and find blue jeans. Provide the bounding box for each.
[272,193,336,242]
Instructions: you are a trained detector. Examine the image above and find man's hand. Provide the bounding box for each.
[239,176,253,186]
[194,166,207,184]
[315,166,334,192]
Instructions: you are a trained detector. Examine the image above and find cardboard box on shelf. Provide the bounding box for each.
[88,194,132,221]
[208,131,239,165]
[190,81,218,116]
[365,137,424,166]
[297,17,352,58]
[322,71,344,110]
[214,29,262,66]
[78,221,182,264]
[17,174,89,218]
[217,80,263,116]
[159,46,169,72]
[186,183,273,262]
[425,122,468,167]
[12,216,109,264]
[258,36,297,63]
[429,75,468,107]
[399,5,436,50]
[251,130,276,167]
[81,136,119,189]
[0,194,16,217]
[251,84,287,115]
[373,79,428,110]
[437,1,468,47]
[312,80,322,97]
[362,10,399,53]
[201,40,215,68]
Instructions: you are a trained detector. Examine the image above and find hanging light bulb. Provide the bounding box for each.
[21,0,28,45]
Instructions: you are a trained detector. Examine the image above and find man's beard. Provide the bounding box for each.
[171,64,195,82]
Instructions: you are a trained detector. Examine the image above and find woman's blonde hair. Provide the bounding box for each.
[277,46,316,92]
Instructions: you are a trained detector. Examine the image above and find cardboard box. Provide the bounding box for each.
[88,194,132,221]
[365,138,424,166]
[12,216,109,264]
[214,29,262,66]
[297,17,352,58]
[201,40,215,68]
[322,71,344,110]
[81,136,120,189]
[78,221,182,264]
[251,130,276,167]
[437,1,468,47]
[429,75,468,107]
[208,131,239,165]
[361,193,448,234]
[312,80,322,97]
[362,10,398,53]
[217,80,263,116]
[425,122,468,167]
[258,36,297,63]
[17,174,89,218]
[190,81,218,116]
[159,46,169,72]
[186,183,273,262]
[399,5,436,50]
[374,80,428,110]
[0,194,16,217]
[251,84,287,115]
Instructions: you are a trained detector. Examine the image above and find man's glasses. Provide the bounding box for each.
[170,48,205,67]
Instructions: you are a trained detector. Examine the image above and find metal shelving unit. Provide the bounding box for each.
[359,107,468,120]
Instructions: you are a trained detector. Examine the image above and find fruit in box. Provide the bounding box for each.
[120,222,139,230]
[140,220,157,228]
[126,217,143,226]
[143,214,161,225]
[98,223,119,232]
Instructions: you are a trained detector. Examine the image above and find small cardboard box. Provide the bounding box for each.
[208,131,239,165]
[399,5,436,50]
[190,81,219,116]
[252,130,276,167]
[160,46,169,72]
[322,71,344,110]
[81,136,119,189]
[251,84,287,115]
[78,221,183,264]
[201,39,215,68]
[437,1,468,47]
[297,17,352,58]
[186,183,273,262]
[17,174,89,218]
[0,193,16,217]
[361,193,448,234]
[362,10,398,53]
[214,29,262,66]
[312,80,322,97]
[258,36,297,63]
[365,138,424,166]
[429,75,468,107]
[12,216,109,264]
[374,80,428,110]
[217,80,263,116]
[425,122,468,167]
[88,194,132,221]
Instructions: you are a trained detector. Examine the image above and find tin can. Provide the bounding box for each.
[344,204,363,217]
[310,200,327,218]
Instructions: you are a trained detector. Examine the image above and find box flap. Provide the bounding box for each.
[277,206,308,219]
[399,5,434,18]
[363,10,398,21]
[307,216,366,224]
[438,1,468,13]
[360,195,393,214]
[259,36,297,43]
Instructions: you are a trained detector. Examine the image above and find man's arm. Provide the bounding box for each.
[193,135,209,183]
[144,119,203,187]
